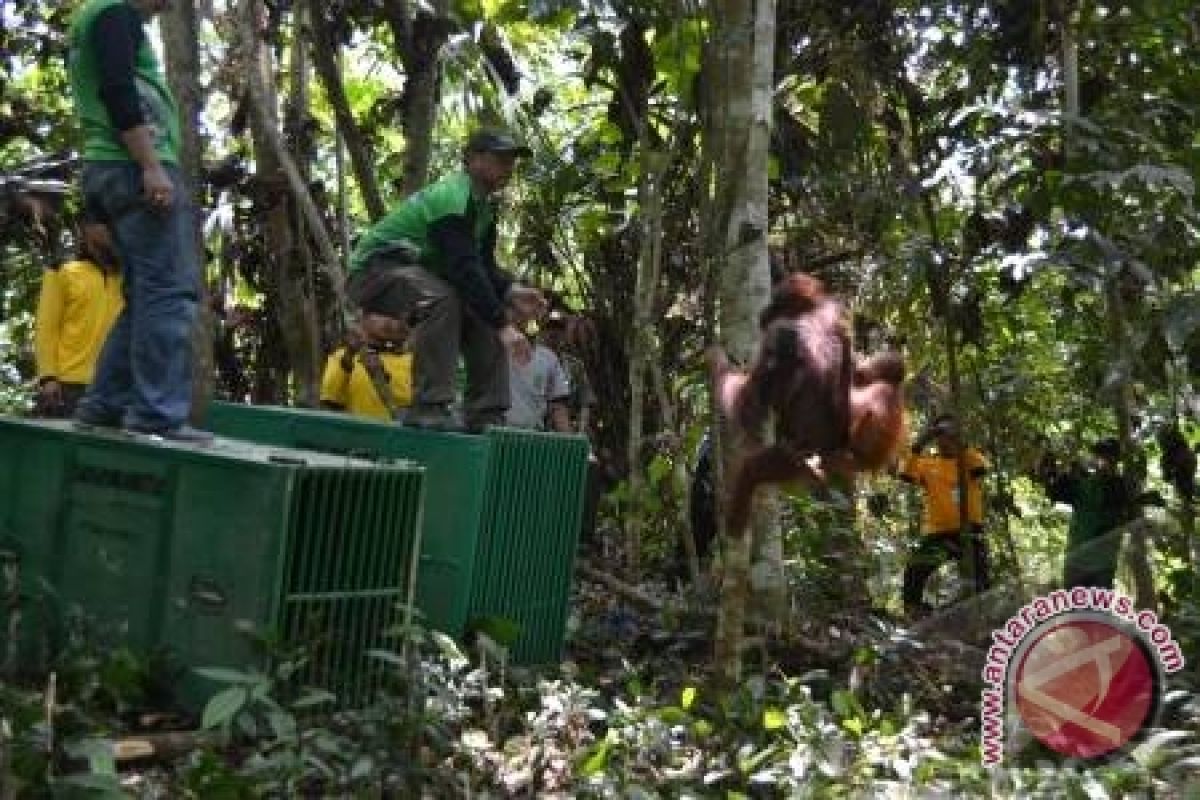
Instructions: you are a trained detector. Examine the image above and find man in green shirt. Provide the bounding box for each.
[1036,437,1161,589]
[347,130,546,431]
[67,0,209,443]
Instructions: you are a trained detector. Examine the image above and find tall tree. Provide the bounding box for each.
[238,0,321,405]
[385,0,451,197]
[307,0,386,221]
[704,0,777,684]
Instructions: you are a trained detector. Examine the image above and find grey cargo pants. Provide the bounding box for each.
[347,259,509,427]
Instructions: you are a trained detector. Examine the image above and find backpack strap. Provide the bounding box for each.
[359,347,404,421]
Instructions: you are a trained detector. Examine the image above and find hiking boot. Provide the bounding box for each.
[464,412,506,434]
[404,406,463,432]
[127,423,215,445]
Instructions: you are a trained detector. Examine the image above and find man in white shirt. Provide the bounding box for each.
[506,341,571,432]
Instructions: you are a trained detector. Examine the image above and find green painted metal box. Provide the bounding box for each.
[205,402,588,664]
[0,417,425,708]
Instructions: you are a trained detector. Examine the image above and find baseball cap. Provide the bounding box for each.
[465,129,532,157]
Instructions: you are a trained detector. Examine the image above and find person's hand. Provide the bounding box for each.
[37,378,63,412]
[507,286,548,324]
[500,324,532,365]
[344,321,366,353]
[142,162,174,210]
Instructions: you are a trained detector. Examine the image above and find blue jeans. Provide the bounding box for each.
[78,162,199,430]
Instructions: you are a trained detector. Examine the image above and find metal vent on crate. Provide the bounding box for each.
[280,468,424,706]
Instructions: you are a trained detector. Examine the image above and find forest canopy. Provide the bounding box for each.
[0,0,1198,796]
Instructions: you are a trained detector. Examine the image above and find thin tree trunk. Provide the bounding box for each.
[239,0,319,405]
[708,0,777,685]
[236,0,348,306]
[384,0,450,197]
[159,0,214,423]
[289,1,323,399]
[625,141,669,580]
[1105,280,1156,610]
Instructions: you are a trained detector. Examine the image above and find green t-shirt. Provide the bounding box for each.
[1049,470,1132,573]
[349,171,494,274]
[68,0,181,164]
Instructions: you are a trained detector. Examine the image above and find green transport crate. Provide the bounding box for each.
[205,402,589,665]
[0,416,425,709]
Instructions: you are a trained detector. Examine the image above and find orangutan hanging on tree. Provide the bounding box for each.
[710,273,907,535]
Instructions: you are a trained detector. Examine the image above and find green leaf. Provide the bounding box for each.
[831,689,863,721]
[431,630,470,668]
[292,688,337,709]
[738,744,778,774]
[681,686,697,710]
[763,707,787,731]
[201,686,249,730]
[350,756,375,781]
[657,706,688,724]
[194,666,257,684]
[64,737,116,776]
[578,740,610,777]
[470,615,522,647]
[366,648,406,667]
[267,711,298,741]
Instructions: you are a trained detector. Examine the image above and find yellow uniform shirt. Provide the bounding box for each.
[35,260,123,384]
[319,346,413,421]
[899,448,988,535]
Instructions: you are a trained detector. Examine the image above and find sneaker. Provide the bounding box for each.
[404,406,463,432]
[127,424,215,445]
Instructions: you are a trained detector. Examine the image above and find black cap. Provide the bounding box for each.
[465,129,532,157]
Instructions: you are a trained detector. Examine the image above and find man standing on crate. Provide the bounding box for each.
[347,129,548,433]
[66,0,210,443]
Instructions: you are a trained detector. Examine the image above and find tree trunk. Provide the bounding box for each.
[307,0,386,221]
[1060,5,1155,610]
[384,0,450,197]
[239,0,320,406]
[625,141,669,580]
[1105,280,1156,611]
[159,0,214,423]
[706,0,777,685]
[288,1,324,396]
[235,0,346,297]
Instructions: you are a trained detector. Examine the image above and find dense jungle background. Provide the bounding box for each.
[1,0,1199,796]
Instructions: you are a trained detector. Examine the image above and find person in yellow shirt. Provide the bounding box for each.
[34,222,123,417]
[897,414,989,616]
[320,313,413,421]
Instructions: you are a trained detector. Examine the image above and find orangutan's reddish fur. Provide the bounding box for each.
[711,274,906,535]
[847,351,907,472]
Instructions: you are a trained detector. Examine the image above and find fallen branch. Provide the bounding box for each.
[112,730,218,763]
[575,562,662,612]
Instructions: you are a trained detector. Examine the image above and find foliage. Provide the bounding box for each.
[0,0,1198,794]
